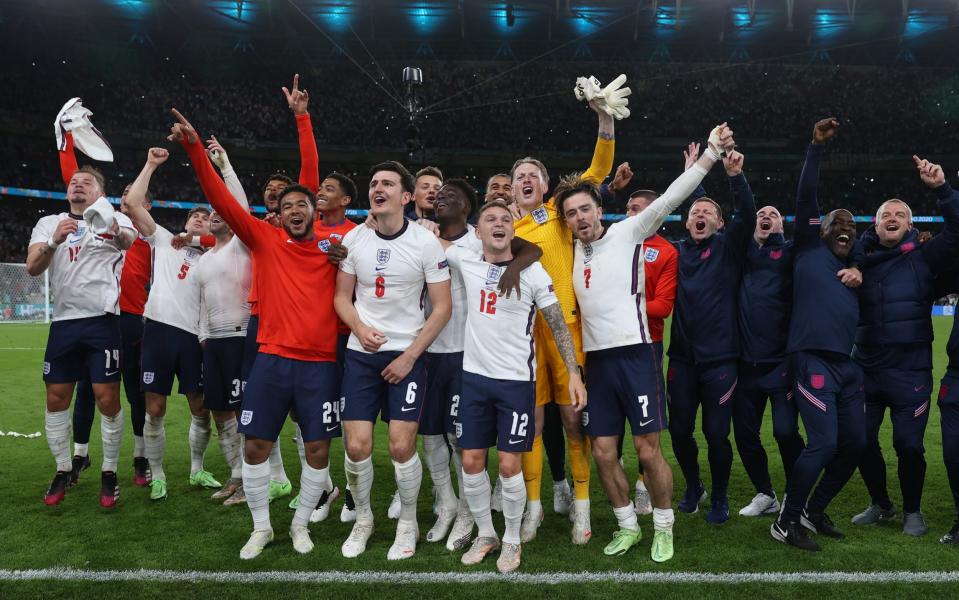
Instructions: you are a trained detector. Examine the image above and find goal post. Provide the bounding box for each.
[0,263,50,323]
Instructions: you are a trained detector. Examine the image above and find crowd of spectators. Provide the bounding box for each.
[0,51,957,262]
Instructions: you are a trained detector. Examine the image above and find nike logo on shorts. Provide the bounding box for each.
[401,406,416,412]
[105,370,119,377]
[508,438,524,445]
[326,425,338,432]
[640,419,654,427]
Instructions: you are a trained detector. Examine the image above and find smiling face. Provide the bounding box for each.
[316,177,348,214]
[414,175,442,213]
[686,199,724,242]
[875,199,913,247]
[369,170,410,218]
[562,192,604,245]
[67,171,103,211]
[184,210,211,236]
[477,205,514,254]
[755,205,784,242]
[280,191,315,240]
[485,175,512,204]
[434,184,469,227]
[511,163,549,211]
[821,209,857,259]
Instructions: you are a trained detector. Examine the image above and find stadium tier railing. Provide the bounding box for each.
[0,263,49,323]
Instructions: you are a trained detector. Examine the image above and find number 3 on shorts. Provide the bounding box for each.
[405,382,417,404]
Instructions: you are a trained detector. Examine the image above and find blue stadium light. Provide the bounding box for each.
[654,6,679,39]
[314,2,354,33]
[407,4,447,35]
[207,1,261,29]
[109,0,151,18]
[570,6,603,35]
[905,10,949,38]
[731,6,751,28]
[813,8,849,39]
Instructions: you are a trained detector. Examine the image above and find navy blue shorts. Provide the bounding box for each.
[240,314,259,391]
[203,337,245,412]
[584,343,667,437]
[240,353,340,442]
[43,314,122,384]
[421,352,464,436]
[341,349,427,423]
[335,333,349,387]
[140,319,203,396]
[456,371,535,453]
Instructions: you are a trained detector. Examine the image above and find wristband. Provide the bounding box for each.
[47,238,60,250]
[704,147,721,162]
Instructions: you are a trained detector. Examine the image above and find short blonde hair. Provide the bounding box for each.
[875,199,913,224]
[510,157,549,185]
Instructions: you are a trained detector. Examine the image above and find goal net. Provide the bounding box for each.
[0,263,49,323]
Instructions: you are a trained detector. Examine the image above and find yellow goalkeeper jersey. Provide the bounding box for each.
[514,137,614,324]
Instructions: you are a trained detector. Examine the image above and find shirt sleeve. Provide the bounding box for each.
[59,132,79,187]
[338,228,361,275]
[530,263,559,309]
[646,247,678,320]
[296,114,320,194]
[422,235,452,284]
[30,217,55,246]
[144,225,173,248]
[580,137,615,185]
[198,284,210,342]
[620,162,710,242]
[444,244,464,271]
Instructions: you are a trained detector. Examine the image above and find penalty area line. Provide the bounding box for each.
[1,568,959,585]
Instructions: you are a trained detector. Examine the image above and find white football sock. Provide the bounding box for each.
[463,470,496,539]
[188,414,212,474]
[653,507,675,532]
[295,423,307,470]
[613,504,638,530]
[100,408,124,472]
[216,418,242,479]
[243,460,272,532]
[269,440,290,484]
[393,453,423,523]
[45,409,72,472]
[143,414,166,482]
[501,472,526,545]
[133,435,145,458]
[422,434,457,509]
[345,455,374,523]
[294,463,330,527]
[74,442,89,458]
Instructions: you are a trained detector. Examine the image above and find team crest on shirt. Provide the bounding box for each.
[42,362,50,375]
[376,248,391,265]
[644,247,659,263]
[240,410,253,426]
[583,243,593,263]
[143,371,155,384]
[532,206,548,224]
[485,265,503,284]
[318,239,331,253]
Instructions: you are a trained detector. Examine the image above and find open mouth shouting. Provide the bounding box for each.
[760,219,772,231]
[695,220,707,232]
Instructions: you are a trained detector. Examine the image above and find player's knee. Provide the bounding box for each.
[345,437,371,462]
[499,457,521,479]
[590,439,617,465]
[243,438,271,464]
[893,438,925,461]
[388,437,416,462]
[635,437,663,465]
[702,422,731,445]
[462,452,484,474]
[303,440,331,468]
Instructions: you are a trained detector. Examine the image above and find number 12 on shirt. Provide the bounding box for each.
[479,289,497,314]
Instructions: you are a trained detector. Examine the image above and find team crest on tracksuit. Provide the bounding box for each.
[644,247,659,262]
[377,248,391,264]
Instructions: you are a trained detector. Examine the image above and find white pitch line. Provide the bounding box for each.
[2,568,959,585]
[0,347,44,350]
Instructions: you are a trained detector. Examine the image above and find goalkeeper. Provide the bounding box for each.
[509,74,630,546]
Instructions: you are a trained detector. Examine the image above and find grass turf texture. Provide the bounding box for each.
[1,320,957,597]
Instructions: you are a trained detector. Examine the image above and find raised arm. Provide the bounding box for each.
[121,149,165,238]
[721,152,758,258]
[282,74,320,194]
[206,135,249,211]
[169,109,265,247]
[795,118,839,247]
[58,132,79,187]
[914,155,959,271]
[578,99,616,185]
[624,125,734,241]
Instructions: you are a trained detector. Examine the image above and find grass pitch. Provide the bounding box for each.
[1,321,957,598]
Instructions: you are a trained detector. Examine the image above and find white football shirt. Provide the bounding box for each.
[143,225,205,335]
[445,245,558,382]
[340,220,450,353]
[574,162,708,352]
[196,236,252,341]
[30,212,135,321]
[427,225,484,354]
